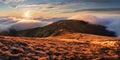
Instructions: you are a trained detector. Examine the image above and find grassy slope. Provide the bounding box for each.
[0,33,120,60]
[16,20,116,37]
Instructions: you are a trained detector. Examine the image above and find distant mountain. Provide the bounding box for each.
[15,20,116,37]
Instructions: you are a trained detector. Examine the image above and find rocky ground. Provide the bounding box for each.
[0,33,120,60]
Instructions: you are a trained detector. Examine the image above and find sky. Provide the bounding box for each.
[0,0,120,36]
[0,0,120,17]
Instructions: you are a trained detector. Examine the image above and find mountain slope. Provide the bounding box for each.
[0,33,120,60]
[16,20,116,37]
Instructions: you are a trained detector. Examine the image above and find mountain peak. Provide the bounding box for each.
[16,20,115,37]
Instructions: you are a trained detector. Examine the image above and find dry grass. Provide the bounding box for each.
[0,33,120,60]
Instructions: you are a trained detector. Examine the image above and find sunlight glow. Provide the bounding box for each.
[24,11,31,18]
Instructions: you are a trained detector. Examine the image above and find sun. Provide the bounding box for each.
[24,11,31,18]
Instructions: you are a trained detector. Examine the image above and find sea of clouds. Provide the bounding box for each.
[0,15,120,37]
[69,14,120,37]
[0,16,66,31]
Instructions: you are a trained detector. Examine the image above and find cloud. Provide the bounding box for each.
[69,14,120,37]
[7,0,120,14]
[0,0,26,4]
[69,14,108,25]
[8,2,69,13]
[74,8,120,12]
[60,8,120,14]
[8,5,18,9]
[63,0,120,3]
[0,16,66,31]
[9,2,68,9]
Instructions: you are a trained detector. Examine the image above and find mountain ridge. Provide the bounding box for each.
[15,20,116,37]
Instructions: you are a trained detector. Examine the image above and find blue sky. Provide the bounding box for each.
[0,0,120,17]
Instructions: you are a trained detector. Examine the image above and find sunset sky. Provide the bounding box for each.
[0,0,120,17]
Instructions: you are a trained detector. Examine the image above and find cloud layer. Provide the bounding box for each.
[0,15,120,37]
[0,0,26,4]
[63,0,120,3]
[69,14,120,37]
[0,16,66,31]
[5,0,120,15]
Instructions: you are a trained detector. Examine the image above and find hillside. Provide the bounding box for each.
[0,33,120,60]
[15,20,115,37]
